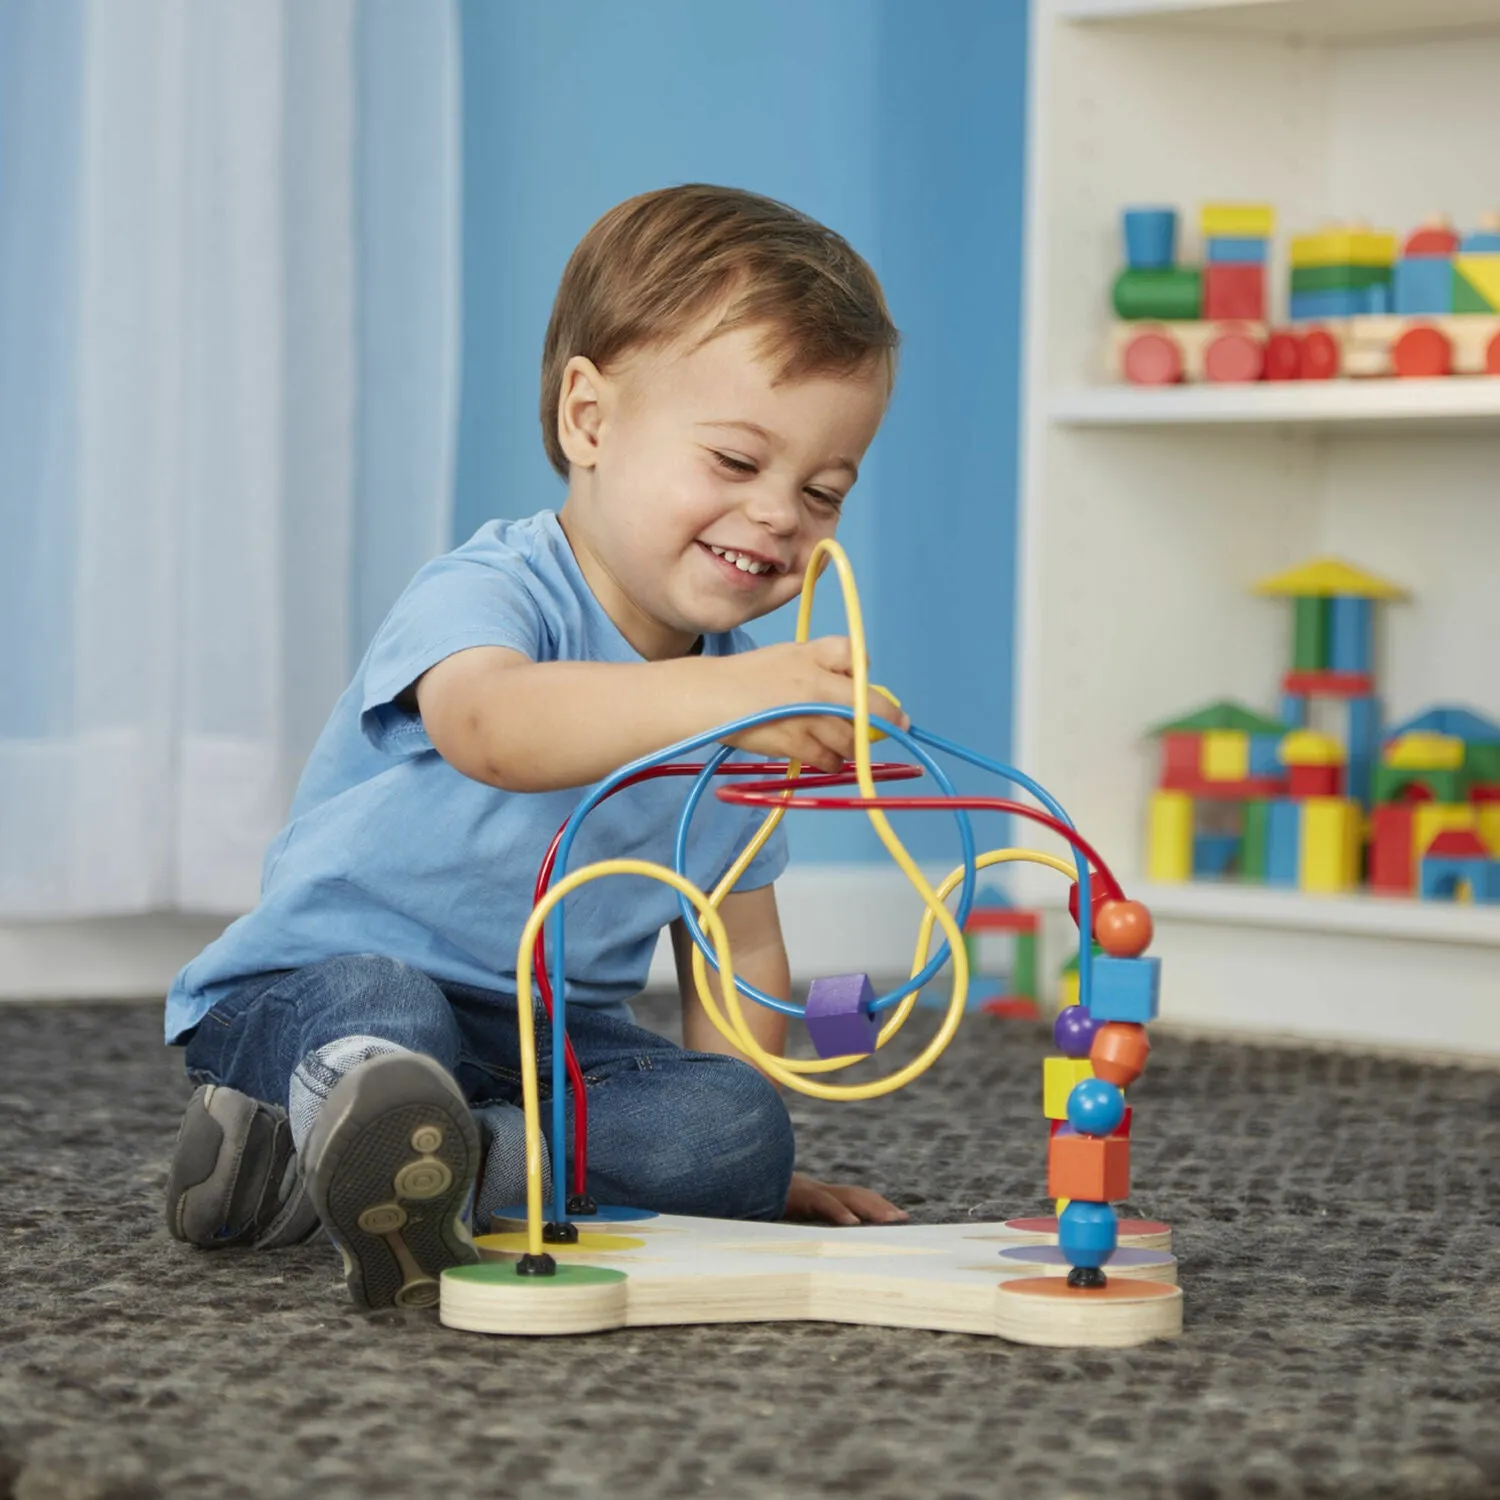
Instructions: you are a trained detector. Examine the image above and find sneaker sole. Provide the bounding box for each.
[304,1053,480,1310]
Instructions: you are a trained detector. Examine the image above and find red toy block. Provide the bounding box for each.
[1404,224,1460,256]
[1123,330,1183,386]
[1159,771,1286,799]
[980,997,1042,1020]
[1203,265,1265,321]
[1472,785,1500,804]
[1048,1132,1131,1202]
[1163,732,1200,779]
[1281,670,1375,698]
[965,909,1038,935]
[1369,803,1414,894]
[1289,763,1343,798]
[1300,328,1340,379]
[1428,829,1488,858]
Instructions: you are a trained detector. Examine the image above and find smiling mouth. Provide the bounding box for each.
[701,542,780,577]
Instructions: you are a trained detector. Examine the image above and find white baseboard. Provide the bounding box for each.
[6,870,1497,1060]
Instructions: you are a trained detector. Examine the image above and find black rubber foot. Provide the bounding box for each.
[543,1220,579,1244]
[1067,1265,1108,1289]
[515,1252,557,1277]
[566,1194,598,1217]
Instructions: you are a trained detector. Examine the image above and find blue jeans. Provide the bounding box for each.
[180,954,796,1221]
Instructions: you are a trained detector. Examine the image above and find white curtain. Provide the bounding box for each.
[0,0,459,918]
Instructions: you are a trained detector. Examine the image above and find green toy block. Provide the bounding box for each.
[1013,931,1037,1001]
[1372,763,1469,804]
[1292,597,1329,673]
[1290,264,1392,294]
[1112,268,1202,321]
[1242,800,1269,882]
[1467,742,1500,783]
[1453,264,1497,315]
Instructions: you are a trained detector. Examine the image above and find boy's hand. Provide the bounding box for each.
[784,1171,909,1226]
[717,636,908,773]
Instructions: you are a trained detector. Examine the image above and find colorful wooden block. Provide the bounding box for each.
[1148,790,1193,883]
[1480,803,1500,856]
[1280,730,1343,767]
[1289,764,1342,798]
[1202,730,1250,781]
[1088,956,1161,1024]
[1048,1131,1130,1202]
[1384,732,1465,771]
[1206,236,1267,263]
[1453,255,1500,314]
[1193,833,1239,877]
[1204,263,1265,321]
[1266,799,1301,887]
[1058,968,1081,1011]
[1292,597,1329,672]
[1412,804,1479,880]
[1369,803,1414,894]
[1123,208,1177,270]
[1347,696,1380,809]
[1298,796,1361,893]
[1393,257,1454,316]
[1113,269,1202,321]
[1290,264,1392,293]
[1248,735,1282,778]
[1290,230,1396,269]
[1200,203,1275,238]
[1290,287,1386,320]
[1373,763,1466,804]
[1242,799,1269,882]
[1327,596,1372,675]
[1420,852,1500,902]
[1044,1057,1095,1120]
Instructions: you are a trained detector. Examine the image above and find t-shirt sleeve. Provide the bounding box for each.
[359,549,549,756]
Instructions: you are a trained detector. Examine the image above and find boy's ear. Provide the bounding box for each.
[557,356,607,470]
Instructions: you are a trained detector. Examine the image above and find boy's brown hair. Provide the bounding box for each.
[540,183,899,477]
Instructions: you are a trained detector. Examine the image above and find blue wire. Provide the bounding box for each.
[670,715,978,1016]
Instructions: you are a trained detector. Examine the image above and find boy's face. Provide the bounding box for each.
[557,320,889,659]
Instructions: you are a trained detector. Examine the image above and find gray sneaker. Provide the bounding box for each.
[166,1084,320,1250]
[301,1051,480,1310]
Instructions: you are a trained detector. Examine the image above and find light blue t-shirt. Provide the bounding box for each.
[165,511,789,1044]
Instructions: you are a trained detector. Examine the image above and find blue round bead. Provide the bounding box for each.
[1053,1004,1100,1058]
[1057,1201,1118,1269]
[1066,1077,1126,1136]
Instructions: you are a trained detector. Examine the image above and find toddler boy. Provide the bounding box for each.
[164,184,909,1310]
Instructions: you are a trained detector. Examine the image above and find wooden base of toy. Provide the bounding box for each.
[440,1212,1182,1347]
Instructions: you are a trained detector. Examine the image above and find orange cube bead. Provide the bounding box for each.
[1047,1132,1130,1202]
[1090,1021,1149,1088]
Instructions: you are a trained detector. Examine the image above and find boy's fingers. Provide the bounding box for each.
[810,635,853,674]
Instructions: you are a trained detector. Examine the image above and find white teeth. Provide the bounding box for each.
[707,544,771,575]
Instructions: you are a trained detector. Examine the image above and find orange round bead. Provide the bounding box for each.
[1090,1022,1150,1089]
[1094,900,1154,958]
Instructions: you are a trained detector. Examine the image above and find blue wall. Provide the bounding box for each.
[456,0,1027,864]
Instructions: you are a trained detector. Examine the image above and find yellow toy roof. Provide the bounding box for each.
[1252,557,1409,600]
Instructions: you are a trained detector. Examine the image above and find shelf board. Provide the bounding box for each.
[1135,881,1500,946]
[1055,0,1500,43]
[1047,378,1500,432]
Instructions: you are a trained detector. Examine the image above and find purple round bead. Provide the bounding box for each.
[1053,1004,1101,1058]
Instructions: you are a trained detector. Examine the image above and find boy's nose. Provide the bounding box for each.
[742,484,800,537]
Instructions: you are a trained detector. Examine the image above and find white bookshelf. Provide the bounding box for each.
[1019,0,1500,1056]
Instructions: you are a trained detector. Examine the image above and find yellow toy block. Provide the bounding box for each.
[1299,796,1360,893]
[1200,203,1275,238]
[1454,255,1500,313]
[1253,557,1408,600]
[1384,732,1464,771]
[1058,969,1080,1010]
[1412,803,1478,880]
[1280,730,1343,768]
[1289,230,1396,269]
[1043,1056,1094,1121]
[1479,803,1500,857]
[1202,730,1250,782]
[1148,790,1193,883]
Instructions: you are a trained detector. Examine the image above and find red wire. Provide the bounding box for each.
[713,782,1126,902]
[530,758,923,1197]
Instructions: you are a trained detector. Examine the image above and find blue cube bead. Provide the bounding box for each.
[804,973,877,1058]
[1058,1201,1118,1270]
[1087,955,1161,1024]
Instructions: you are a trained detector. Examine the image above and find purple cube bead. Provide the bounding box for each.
[804,973,878,1059]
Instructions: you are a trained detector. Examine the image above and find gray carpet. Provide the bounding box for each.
[2,995,1498,1500]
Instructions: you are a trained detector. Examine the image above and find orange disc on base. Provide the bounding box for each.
[1393,325,1451,378]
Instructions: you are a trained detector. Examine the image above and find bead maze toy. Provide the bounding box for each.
[1146,557,1500,901]
[436,540,1181,1348]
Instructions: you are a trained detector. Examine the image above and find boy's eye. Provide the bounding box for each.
[806,488,843,512]
[713,451,757,476]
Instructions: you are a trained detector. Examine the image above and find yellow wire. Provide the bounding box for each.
[507,540,1084,1254]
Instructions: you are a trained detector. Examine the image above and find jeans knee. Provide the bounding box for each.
[300,955,461,1060]
[612,1057,794,1221]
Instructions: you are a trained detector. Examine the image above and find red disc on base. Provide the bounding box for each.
[1123,332,1183,386]
[1486,332,1500,375]
[1264,330,1302,381]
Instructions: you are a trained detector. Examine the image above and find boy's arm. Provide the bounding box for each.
[412,642,907,794]
[673,885,907,1226]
